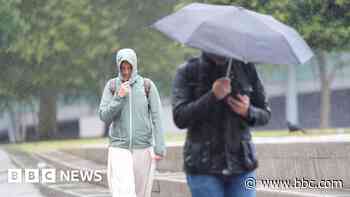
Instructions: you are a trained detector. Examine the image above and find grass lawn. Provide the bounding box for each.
[2,128,349,153]
[2,137,108,153]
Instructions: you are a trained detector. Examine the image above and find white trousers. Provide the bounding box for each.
[107,146,156,197]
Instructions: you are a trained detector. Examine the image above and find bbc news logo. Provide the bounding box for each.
[8,168,103,184]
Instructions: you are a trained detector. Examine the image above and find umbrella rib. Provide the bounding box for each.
[273,29,300,65]
[186,21,245,61]
[184,9,233,44]
[184,21,219,53]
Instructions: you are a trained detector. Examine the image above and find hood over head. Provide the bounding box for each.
[116,48,138,83]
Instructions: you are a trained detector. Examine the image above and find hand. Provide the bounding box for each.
[225,94,250,118]
[117,81,130,97]
[149,149,163,161]
[212,77,231,100]
[153,154,163,161]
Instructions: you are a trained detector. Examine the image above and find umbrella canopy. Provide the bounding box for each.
[152,3,314,66]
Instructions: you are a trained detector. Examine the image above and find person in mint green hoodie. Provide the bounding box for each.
[99,48,166,197]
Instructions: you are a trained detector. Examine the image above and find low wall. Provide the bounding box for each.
[63,135,350,189]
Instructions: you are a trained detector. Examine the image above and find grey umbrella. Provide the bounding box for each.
[152,3,314,70]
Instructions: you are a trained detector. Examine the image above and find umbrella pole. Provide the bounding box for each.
[226,58,233,78]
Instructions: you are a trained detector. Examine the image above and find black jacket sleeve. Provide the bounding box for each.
[172,64,219,129]
[245,63,271,127]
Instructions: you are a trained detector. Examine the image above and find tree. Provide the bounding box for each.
[280,0,350,129]
[0,0,27,48]
[1,0,183,140]
[0,0,30,142]
[8,0,99,139]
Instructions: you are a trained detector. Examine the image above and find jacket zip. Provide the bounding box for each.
[128,84,133,152]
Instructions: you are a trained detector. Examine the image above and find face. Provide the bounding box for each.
[120,61,133,81]
[206,52,227,65]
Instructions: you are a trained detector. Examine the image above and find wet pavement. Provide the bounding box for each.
[0,149,45,197]
[0,148,111,197]
[2,135,350,197]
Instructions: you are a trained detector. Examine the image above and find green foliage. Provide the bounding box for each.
[0,0,195,115]
[289,0,350,51]
[0,0,27,48]
[1,0,350,107]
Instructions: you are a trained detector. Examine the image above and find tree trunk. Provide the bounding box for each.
[7,104,26,143]
[7,107,17,143]
[316,51,331,129]
[38,88,57,140]
[320,80,331,129]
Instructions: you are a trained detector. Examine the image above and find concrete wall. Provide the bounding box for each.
[256,141,350,188]
[63,137,350,189]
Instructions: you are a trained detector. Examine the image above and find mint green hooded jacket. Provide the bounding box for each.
[98,48,166,156]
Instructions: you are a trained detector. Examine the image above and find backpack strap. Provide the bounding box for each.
[109,79,117,96]
[109,78,151,99]
[143,78,151,99]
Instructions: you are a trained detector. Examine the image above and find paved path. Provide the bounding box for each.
[0,149,46,197]
[1,147,111,197]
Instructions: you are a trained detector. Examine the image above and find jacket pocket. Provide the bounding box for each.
[240,140,258,171]
[110,122,128,140]
[134,129,152,146]
[184,141,211,170]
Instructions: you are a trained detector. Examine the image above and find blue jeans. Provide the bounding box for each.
[186,171,256,197]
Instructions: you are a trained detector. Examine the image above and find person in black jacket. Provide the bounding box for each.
[172,52,271,197]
